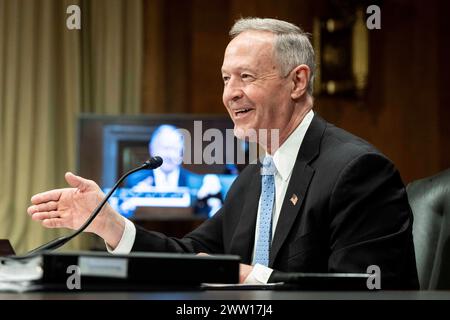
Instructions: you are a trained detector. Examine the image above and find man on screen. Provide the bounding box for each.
[126,124,193,190]
[27,17,419,288]
[122,124,224,216]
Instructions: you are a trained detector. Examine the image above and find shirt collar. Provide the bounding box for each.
[272,110,314,181]
[154,166,180,185]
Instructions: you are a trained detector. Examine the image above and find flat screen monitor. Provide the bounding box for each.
[77,114,251,219]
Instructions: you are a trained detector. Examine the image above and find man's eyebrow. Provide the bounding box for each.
[221,66,256,74]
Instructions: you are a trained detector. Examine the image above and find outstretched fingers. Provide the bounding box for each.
[30,189,64,205]
[30,210,61,221]
[27,201,59,216]
[42,218,66,229]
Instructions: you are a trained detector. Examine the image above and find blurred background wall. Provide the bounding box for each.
[1,0,449,252]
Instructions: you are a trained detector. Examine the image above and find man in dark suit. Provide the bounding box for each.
[125,124,195,190]
[27,17,418,288]
[123,124,223,217]
[131,114,418,288]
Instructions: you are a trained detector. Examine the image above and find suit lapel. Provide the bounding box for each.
[178,168,187,187]
[269,114,327,266]
[269,162,314,266]
[229,166,261,264]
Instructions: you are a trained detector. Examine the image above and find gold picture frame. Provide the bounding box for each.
[313,7,369,97]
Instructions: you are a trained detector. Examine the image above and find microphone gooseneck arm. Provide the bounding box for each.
[23,157,163,258]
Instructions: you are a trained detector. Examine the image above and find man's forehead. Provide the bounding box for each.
[154,129,182,143]
[226,31,274,53]
[222,30,276,71]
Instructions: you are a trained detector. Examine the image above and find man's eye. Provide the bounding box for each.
[241,74,253,80]
[222,76,230,83]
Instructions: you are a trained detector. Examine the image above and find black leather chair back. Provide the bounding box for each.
[407,169,450,289]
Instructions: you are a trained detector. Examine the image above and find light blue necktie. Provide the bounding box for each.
[253,156,276,267]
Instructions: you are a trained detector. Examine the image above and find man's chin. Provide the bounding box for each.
[160,165,176,173]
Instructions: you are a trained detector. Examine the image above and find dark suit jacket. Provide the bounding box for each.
[132,114,419,289]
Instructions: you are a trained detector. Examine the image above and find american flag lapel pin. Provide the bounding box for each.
[290,194,298,206]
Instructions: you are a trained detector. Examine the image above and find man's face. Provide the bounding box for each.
[221,31,293,141]
[151,130,183,174]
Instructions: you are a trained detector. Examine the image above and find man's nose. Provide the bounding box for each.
[223,78,244,104]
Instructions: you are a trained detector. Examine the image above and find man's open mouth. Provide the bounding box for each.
[234,108,253,117]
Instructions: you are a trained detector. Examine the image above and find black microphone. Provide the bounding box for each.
[23,156,163,258]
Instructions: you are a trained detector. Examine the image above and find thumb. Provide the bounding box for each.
[197,252,210,256]
[65,172,94,191]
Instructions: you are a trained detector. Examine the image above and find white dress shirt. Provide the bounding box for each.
[133,167,180,190]
[153,167,180,188]
[244,110,314,283]
[108,110,315,284]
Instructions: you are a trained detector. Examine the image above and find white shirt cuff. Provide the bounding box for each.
[105,218,136,254]
[244,264,274,284]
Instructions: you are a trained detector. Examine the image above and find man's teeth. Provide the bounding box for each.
[236,108,250,114]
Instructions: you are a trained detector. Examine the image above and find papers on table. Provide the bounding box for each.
[0,256,43,292]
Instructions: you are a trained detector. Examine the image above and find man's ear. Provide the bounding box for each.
[290,65,310,99]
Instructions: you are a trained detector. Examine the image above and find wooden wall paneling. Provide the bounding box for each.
[315,0,442,183]
[438,0,450,172]
[229,0,313,31]
[164,0,193,113]
[190,0,230,114]
[142,0,192,114]
[142,0,166,114]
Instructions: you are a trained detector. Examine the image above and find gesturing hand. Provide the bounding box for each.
[27,172,111,236]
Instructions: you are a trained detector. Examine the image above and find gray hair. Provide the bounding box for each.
[230,17,315,96]
[149,124,183,154]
